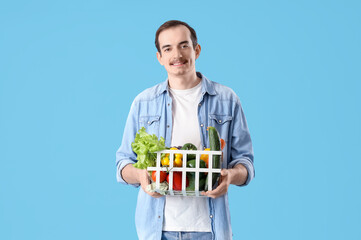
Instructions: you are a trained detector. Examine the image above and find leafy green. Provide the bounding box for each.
[146,182,169,195]
[131,127,166,169]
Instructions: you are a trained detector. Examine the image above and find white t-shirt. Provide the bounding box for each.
[162,81,211,232]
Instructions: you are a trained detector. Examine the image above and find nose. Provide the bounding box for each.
[173,47,183,58]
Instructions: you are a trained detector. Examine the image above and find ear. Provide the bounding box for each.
[195,44,201,60]
[156,51,164,66]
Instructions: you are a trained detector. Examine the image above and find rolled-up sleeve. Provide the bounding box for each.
[228,99,255,186]
[116,100,140,187]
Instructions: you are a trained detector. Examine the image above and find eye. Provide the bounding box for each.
[164,48,170,52]
[181,44,189,49]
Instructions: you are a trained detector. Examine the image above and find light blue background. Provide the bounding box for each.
[1,0,360,239]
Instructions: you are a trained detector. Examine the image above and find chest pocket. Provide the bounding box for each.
[209,114,233,133]
[139,115,161,135]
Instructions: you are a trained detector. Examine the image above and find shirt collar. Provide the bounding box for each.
[198,72,217,96]
[156,72,217,96]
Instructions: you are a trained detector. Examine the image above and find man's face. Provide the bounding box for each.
[156,25,201,78]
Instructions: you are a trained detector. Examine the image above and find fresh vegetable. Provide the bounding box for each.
[187,159,207,169]
[186,159,207,191]
[161,156,170,166]
[170,147,183,158]
[151,171,168,183]
[200,148,210,167]
[200,139,224,168]
[181,143,197,150]
[187,176,206,191]
[131,127,166,169]
[170,147,183,167]
[187,159,207,178]
[204,126,221,191]
[174,156,183,167]
[146,182,169,195]
[220,138,226,150]
[181,143,197,160]
[167,172,189,191]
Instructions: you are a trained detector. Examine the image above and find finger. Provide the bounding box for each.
[209,178,230,197]
[218,170,228,183]
[202,183,227,198]
[142,183,164,198]
[140,175,151,188]
[155,193,163,198]
[204,188,225,199]
[221,169,228,176]
[149,192,163,198]
[140,180,150,191]
[140,174,163,198]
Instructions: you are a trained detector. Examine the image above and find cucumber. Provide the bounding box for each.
[181,143,197,160]
[204,126,221,191]
[187,159,207,178]
[186,159,207,191]
[186,174,206,191]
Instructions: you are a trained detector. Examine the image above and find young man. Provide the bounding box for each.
[116,20,254,240]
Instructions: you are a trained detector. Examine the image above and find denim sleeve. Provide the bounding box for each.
[228,99,255,186]
[116,100,140,188]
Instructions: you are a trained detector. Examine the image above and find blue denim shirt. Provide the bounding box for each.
[116,72,254,240]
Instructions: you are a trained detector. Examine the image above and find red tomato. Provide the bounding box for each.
[166,172,189,191]
[151,171,167,183]
[220,138,226,150]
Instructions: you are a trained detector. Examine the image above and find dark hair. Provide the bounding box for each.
[155,20,198,54]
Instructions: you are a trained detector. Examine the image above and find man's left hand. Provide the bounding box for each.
[201,164,248,198]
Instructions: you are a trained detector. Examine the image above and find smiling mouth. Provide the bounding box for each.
[171,60,187,66]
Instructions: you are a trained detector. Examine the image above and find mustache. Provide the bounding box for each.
[170,58,187,64]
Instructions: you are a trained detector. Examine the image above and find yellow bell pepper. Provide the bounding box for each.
[200,148,210,167]
[161,156,170,166]
[174,156,183,167]
[170,147,183,159]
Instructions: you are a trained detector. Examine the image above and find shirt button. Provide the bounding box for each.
[147,121,150,125]
[167,125,170,128]
[210,215,213,218]
[218,120,222,123]
[200,124,204,127]
[158,216,161,219]
[168,103,170,106]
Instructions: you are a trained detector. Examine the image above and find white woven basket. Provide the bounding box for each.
[147,149,222,197]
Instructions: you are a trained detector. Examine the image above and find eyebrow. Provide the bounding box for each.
[161,44,171,50]
[161,40,190,50]
[179,41,189,45]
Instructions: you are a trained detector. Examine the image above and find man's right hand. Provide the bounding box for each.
[122,164,163,198]
[137,169,163,198]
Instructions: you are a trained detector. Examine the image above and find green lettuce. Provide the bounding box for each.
[131,127,166,169]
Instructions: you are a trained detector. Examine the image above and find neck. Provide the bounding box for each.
[168,71,201,90]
